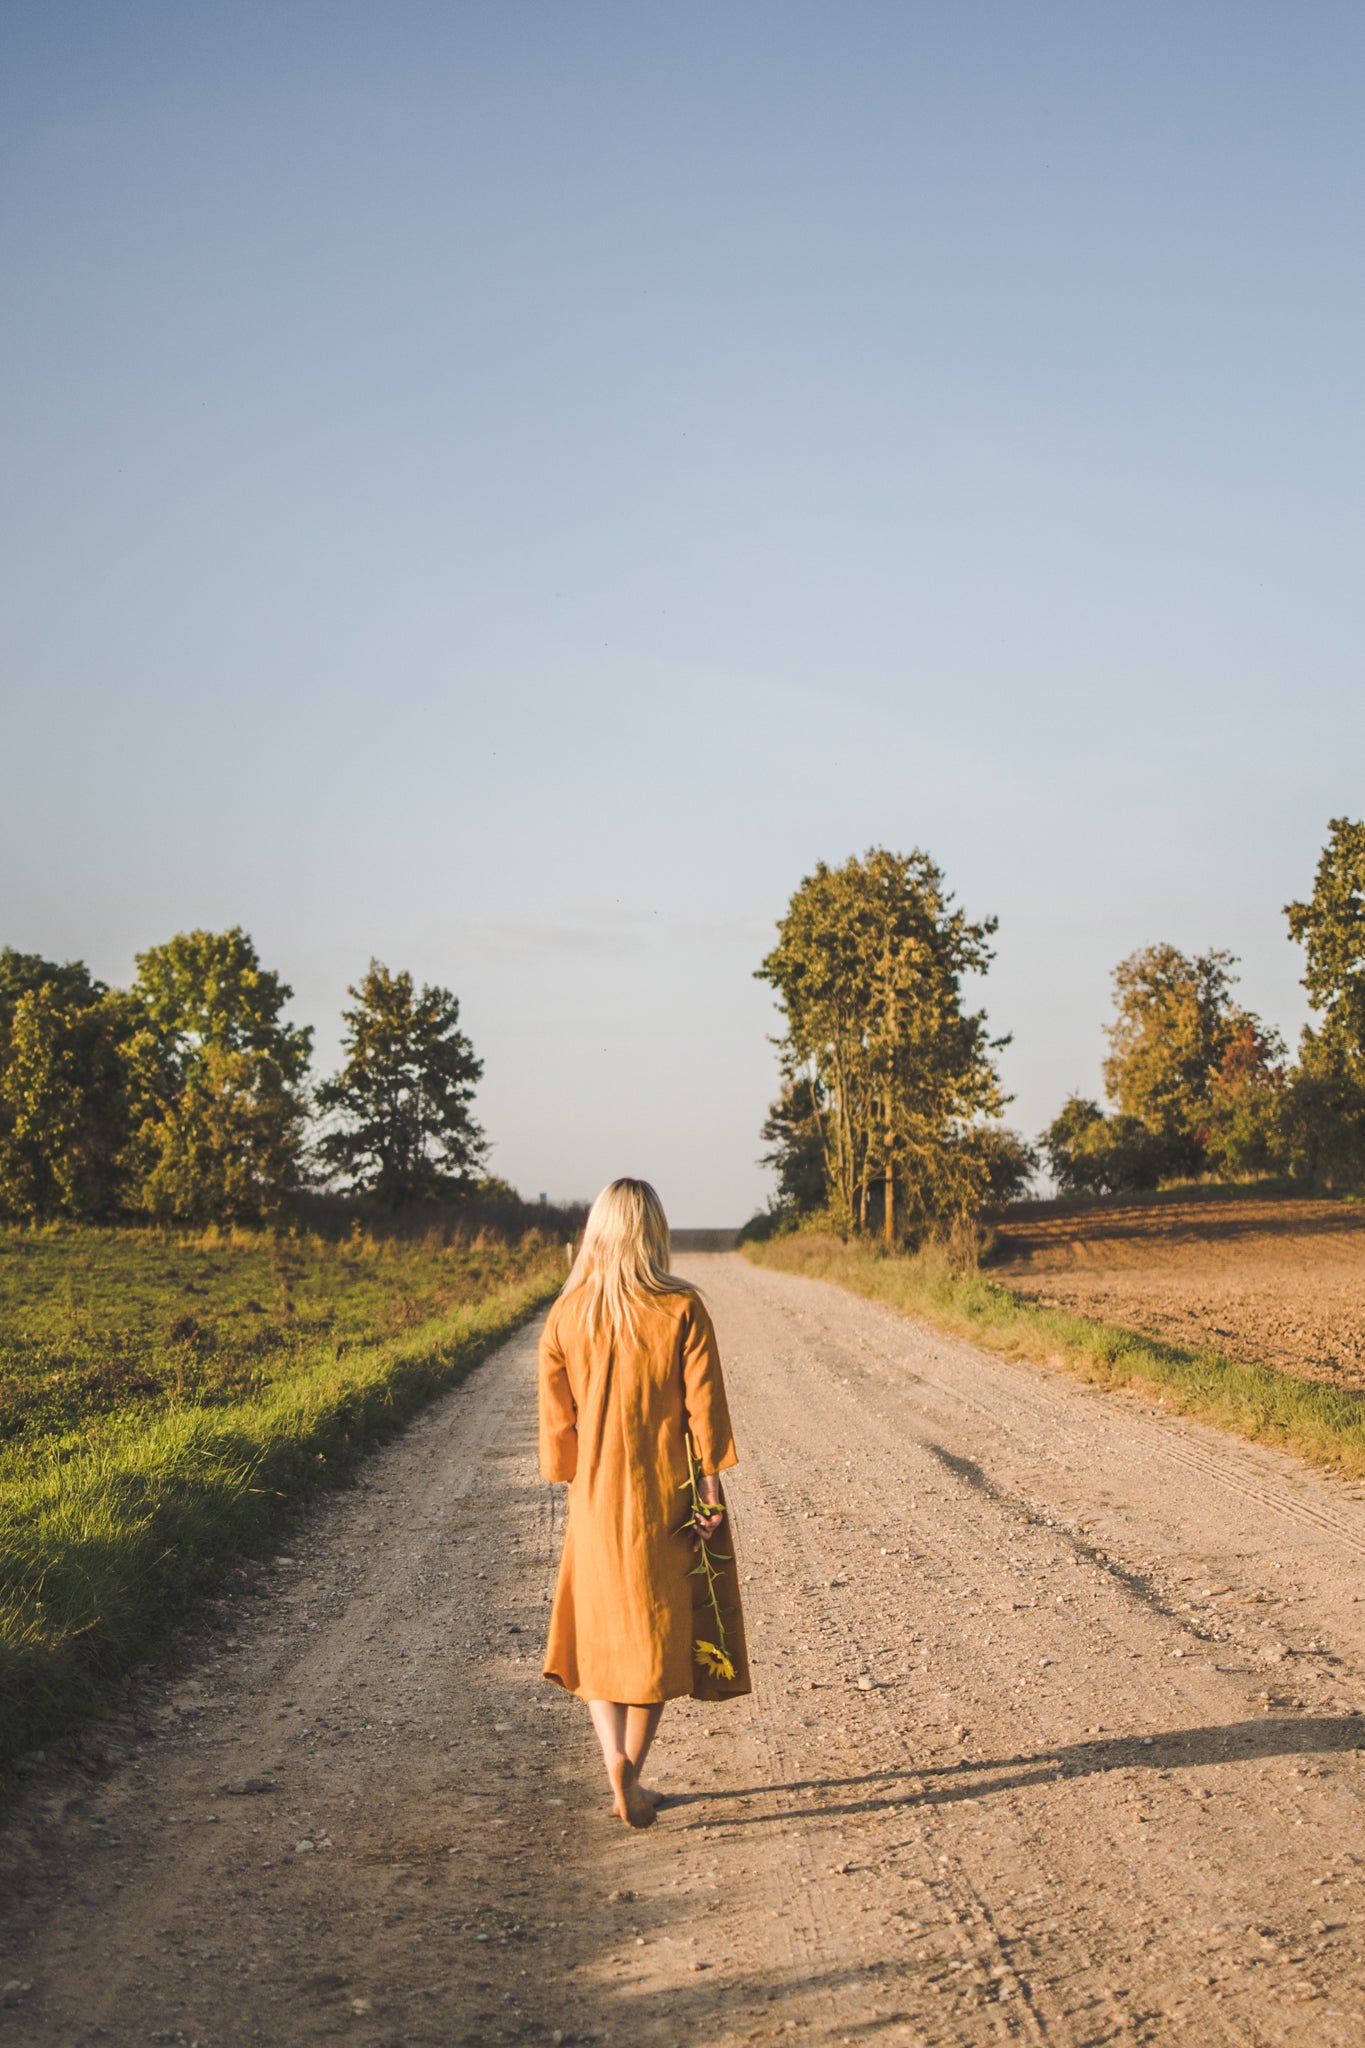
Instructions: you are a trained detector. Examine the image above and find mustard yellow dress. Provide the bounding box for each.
[538,1284,751,1704]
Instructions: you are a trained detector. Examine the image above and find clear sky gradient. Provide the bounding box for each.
[3,4,1362,1222]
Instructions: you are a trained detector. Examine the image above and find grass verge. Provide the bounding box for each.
[0,1249,561,1772]
[743,1232,1365,1483]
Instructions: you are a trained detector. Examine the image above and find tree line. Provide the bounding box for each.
[756,817,1365,1238]
[0,933,488,1223]
[1043,816,1365,1195]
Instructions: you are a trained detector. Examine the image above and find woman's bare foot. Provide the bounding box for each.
[609,1754,656,1829]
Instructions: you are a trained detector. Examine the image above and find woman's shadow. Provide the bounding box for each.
[665,1712,1365,1823]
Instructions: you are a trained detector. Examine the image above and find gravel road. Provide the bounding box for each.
[4,1252,1365,2047]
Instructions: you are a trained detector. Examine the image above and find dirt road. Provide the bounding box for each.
[5,1253,1365,2046]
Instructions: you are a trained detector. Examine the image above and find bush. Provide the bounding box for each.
[1203,1023,1289,1178]
[1040,1097,1173,1195]
[970,1125,1038,1205]
[1282,1043,1365,1188]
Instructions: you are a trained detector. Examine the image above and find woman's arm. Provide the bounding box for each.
[680,1298,738,1477]
[537,1315,578,1482]
[682,1299,734,1537]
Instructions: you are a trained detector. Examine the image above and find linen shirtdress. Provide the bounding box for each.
[538,1284,751,1704]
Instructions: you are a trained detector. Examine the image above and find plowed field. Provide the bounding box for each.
[992,1190,1365,1391]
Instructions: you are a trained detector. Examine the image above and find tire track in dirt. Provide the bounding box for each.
[3,1256,1365,2046]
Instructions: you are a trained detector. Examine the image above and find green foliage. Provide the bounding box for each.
[1204,1022,1288,1178]
[1281,819,1365,1188]
[1101,943,1254,1171]
[1043,946,1286,1191]
[0,933,312,1226]
[316,962,486,1205]
[131,928,312,1082]
[1040,1095,1169,1195]
[124,927,312,1222]
[1286,816,1365,1075]
[0,1220,564,1766]
[127,1044,310,1224]
[1281,1036,1365,1188]
[758,1073,828,1217]
[757,848,1006,1243]
[969,1124,1039,1205]
[0,949,104,1017]
[0,953,133,1220]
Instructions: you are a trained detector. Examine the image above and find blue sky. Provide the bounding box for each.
[3,3,1362,1221]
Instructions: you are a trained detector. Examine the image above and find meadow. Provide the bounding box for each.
[0,1216,569,1770]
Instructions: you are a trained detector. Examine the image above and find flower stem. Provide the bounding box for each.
[683,1430,730,1662]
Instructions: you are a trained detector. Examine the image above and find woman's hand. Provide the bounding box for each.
[694,1474,726,1543]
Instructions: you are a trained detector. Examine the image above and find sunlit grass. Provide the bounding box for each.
[0,1221,564,1769]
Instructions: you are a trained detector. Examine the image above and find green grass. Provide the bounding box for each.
[0,1221,565,1769]
[743,1231,1365,1484]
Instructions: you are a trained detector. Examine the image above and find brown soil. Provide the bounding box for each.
[992,1189,1365,1391]
[4,1253,1365,2045]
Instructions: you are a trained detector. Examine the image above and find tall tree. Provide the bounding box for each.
[0,951,133,1218]
[1286,816,1365,1075]
[132,927,311,1081]
[1101,944,1250,1172]
[1283,817,1365,1185]
[126,928,312,1220]
[757,849,1006,1240]
[315,962,485,1204]
[759,1073,828,1217]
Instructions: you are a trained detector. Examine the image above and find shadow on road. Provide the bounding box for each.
[662,1714,1365,1826]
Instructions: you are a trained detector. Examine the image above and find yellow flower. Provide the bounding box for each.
[694,1639,736,1681]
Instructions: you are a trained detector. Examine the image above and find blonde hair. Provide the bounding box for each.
[563,1177,691,1339]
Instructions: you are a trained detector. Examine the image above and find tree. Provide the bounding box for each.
[132,927,311,1082]
[0,948,106,1018]
[758,1073,829,1218]
[1040,1095,1168,1196]
[130,1045,308,1223]
[315,962,486,1204]
[1281,1044,1365,1188]
[1286,817,1365,1075]
[757,849,1007,1241]
[1101,943,1251,1173]
[968,1125,1038,1205]
[125,928,312,1220]
[1282,819,1365,1186]
[1203,1021,1287,1178]
[0,951,133,1218]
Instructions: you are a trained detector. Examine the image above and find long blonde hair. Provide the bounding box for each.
[563,1177,691,1338]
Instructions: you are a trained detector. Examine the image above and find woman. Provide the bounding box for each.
[538,1178,751,1828]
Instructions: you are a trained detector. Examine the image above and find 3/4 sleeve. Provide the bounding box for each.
[680,1295,738,1475]
[538,1309,578,1483]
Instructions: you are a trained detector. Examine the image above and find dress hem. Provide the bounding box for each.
[541,1668,751,1705]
